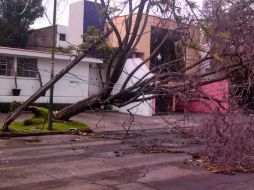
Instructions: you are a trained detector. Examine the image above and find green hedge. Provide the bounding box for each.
[0,103,11,113]
[0,103,71,113]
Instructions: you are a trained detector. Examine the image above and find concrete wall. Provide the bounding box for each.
[0,57,90,104]
[38,58,89,99]
[68,1,84,46]
[27,25,68,51]
[83,1,104,33]
[57,25,68,48]
[0,44,102,104]
[176,80,229,112]
[112,58,154,116]
[68,0,104,46]
[26,26,53,51]
[108,14,200,72]
[0,74,39,96]
[88,63,106,97]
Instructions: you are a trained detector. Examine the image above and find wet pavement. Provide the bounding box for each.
[0,112,253,190]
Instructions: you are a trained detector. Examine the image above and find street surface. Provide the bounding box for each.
[0,112,253,190]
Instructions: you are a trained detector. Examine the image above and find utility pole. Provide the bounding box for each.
[48,0,57,130]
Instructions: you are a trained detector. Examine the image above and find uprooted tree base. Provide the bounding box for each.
[4,106,91,134]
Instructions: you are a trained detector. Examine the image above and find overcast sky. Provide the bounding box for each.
[31,0,203,29]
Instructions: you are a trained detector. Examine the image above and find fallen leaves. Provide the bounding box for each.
[189,155,254,175]
[71,145,89,151]
[114,150,126,157]
[132,144,185,154]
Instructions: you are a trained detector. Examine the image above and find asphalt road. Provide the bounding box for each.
[0,112,253,190]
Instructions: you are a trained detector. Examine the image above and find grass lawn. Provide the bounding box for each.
[1,107,90,134]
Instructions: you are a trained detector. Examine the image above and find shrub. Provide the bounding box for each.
[193,110,254,172]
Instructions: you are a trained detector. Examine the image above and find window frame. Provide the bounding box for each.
[0,56,14,77]
[17,58,38,78]
[59,33,66,41]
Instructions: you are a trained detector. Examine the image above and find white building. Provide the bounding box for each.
[0,46,102,104]
[0,0,155,116]
[67,1,155,116]
[68,1,84,46]
[113,58,154,116]
[0,46,154,116]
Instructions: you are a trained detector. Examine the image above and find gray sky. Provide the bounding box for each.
[31,0,203,29]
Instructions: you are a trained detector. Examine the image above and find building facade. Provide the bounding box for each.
[0,0,227,115]
[26,25,68,51]
[0,46,102,109]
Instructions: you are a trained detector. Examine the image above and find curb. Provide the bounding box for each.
[0,131,68,138]
[0,129,93,138]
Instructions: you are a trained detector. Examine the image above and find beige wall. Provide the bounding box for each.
[108,14,200,72]
[185,27,201,74]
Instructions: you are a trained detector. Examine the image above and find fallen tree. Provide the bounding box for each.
[4,0,254,133]
[3,31,112,131]
[54,0,210,121]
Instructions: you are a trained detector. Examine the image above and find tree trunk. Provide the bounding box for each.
[55,96,101,121]
[3,31,112,131]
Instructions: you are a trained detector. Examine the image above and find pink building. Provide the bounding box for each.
[176,80,229,112]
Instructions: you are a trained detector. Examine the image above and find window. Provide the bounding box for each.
[17,58,38,78]
[0,56,13,76]
[59,33,66,41]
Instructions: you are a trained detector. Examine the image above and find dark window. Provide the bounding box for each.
[0,56,13,76]
[59,33,66,41]
[150,26,185,73]
[17,58,38,78]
